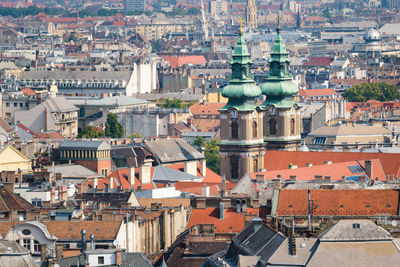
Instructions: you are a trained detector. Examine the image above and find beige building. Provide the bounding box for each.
[305,124,393,150]
[0,145,31,173]
[15,96,78,138]
[210,0,229,16]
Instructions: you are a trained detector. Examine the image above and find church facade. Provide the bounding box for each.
[219,24,301,180]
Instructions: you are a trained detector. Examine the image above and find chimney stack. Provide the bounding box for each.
[128,167,135,186]
[365,160,373,180]
[219,202,224,220]
[81,229,87,252]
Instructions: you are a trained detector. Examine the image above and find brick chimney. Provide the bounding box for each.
[116,250,122,265]
[128,167,136,186]
[139,159,152,184]
[365,160,373,179]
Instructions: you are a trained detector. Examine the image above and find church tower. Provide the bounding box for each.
[246,0,258,29]
[260,23,302,151]
[219,21,264,181]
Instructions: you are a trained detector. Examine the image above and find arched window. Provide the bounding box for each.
[231,121,239,139]
[230,156,239,179]
[252,121,258,138]
[253,157,258,172]
[290,118,295,135]
[269,118,277,135]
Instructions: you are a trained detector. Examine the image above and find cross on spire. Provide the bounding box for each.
[238,17,243,35]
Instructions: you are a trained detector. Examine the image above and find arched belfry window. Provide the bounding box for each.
[230,155,239,179]
[290,118,295,135]
[252,121,258,138]
[269,118,277,135]
[231,121,239,139]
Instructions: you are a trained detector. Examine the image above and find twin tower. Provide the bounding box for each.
[219,25,301,180]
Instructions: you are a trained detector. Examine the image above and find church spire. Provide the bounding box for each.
[220,18,261,111]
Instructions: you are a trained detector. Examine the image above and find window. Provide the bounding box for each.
[14,103,18,107]
[22,229,31,235]
[352,223,360,229]
[33,240,41,253]
[19,103,23,107]
[313,137,326,144]
[98,256,105,264]
[269,118,277,135]
[6,102,10,107]
[23,239,31,250]
[290,118,295,135]
[253,157,258,172]
[231,121,238,139]
[252,122,257,138]
[230,156,239,179]
[32,198,42,207]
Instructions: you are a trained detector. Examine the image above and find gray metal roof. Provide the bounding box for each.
[19,70,132,81]
[181,132,217,138]
[67,95,148,107]
[43,164,101,179]
[59,140,111,150]
[43,96,78,112]
[319,219,392,241]
[152,165,200,183]
[145,138,204,163]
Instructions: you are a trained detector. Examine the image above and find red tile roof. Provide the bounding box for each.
[187,207,259,233]
[299,89,336,98]
[276,189,399,216]
[303,57,333,67]
[161,55,206,68]
[21,88,36,96]
[263,150,400,179]
[190,102,225,116]
[89,168,155,190]
[251,159,385,181]
[175,181,234,196]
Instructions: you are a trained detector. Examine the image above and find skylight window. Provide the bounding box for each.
[313,137,326,144]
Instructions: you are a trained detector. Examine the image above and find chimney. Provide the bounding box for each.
[200,159,207,177]
[289,237,297,256]
[50,187,56,202]
[324,176,331,181]
[184,161,197,176]
[116,250,122,265]
[307,189,311,231]
[221,175,226,196]
[109,177,114,191]
[187,118,192,127]
[56,244,63,259]
[93,178,98,189]
[236,200,241,213]
[201,184,209,197]
[241,200,247,213]
[139,159,152,184]
[365,160,373,179]
[324,161,332,165]
[17,169,22,184]
[81,229,87,252]
[219,202,224,220]
[119,51,124,65]
[90,234,95,250]
[306,163,313,167]
[272,178,281,188]
[255,174,264,183]
[128,167,135,186]
[40,244,47,262]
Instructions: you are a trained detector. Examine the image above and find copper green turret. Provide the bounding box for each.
[260,26,298,108]
[220,25,261,111]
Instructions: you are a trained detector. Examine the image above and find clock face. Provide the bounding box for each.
[230,109,238,118]
[269,106,276,115]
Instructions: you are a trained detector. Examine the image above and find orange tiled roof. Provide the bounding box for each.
[263,150,400,179]
[276,189,399,216]
[161,55,206,68]
[190,102,225,116]
[187,207,259,233]
[175,181,234,196]
[21,88,36,96]
[299,89,336,98]
[251,159,385,181]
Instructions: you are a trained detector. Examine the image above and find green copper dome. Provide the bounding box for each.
[220,29,261,111]
[260,27,299,106]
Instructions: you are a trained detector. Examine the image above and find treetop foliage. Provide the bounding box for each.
[342,82,400,102]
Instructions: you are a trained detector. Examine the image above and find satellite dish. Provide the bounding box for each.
[113,240,119,247]
[18,216,24,222]
[55,264,60,267]
[392,220,398,227]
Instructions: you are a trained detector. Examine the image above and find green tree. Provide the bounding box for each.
[160,98,192,108]
[187,8,200,15]
[81,125,103,138]
[194,136,220,174]
[105,113,124,138]
[342,82,400,102]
